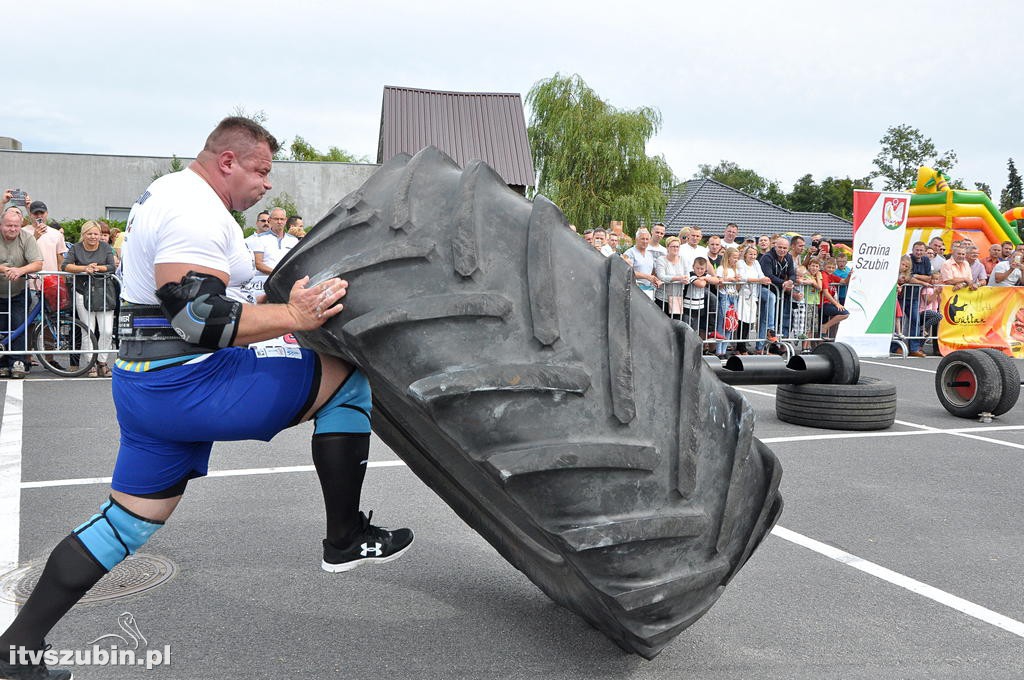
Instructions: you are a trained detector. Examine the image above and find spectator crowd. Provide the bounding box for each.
[1,188,308,378]
[578,219,1024,359]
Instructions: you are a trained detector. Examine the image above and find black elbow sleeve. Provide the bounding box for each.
[155,271,243,349]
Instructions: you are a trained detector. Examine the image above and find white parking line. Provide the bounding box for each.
[894,419,1024,451]
[0,382,24,630]
[861,359,937,374]
[20,460,408,489]
[772,525,1024,639]
[763,425,1024,445]
[13,426,1024,642]
[737,383,1024,451]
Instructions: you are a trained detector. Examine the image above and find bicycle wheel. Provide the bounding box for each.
[35,317,98,377]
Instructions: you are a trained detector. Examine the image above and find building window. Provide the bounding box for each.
[106,207,131,222]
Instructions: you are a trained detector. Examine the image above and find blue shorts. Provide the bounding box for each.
[111,347,321,495]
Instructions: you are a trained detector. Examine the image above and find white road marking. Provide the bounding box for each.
[762,424,1024,445]
[861,359,937,374]
[20,460,409,489]
[894,419,1024,451]
[0,382,24,629]
[734,387,776,398]
[738,382,1024,451]
[772,525,1024,639]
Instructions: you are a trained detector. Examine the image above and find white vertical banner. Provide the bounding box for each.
[835,190,909,357]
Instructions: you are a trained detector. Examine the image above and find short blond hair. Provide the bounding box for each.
[79,220,103,240]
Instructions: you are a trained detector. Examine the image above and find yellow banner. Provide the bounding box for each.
[938,286,1024,357]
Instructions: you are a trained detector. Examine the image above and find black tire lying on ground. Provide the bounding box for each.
[776,377,896,430]
[976,348,1021,417]
[935,350,1003,419]
[267,147,783,659]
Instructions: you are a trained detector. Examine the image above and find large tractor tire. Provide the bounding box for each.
[266,147,783,659]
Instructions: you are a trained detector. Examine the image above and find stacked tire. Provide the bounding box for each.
[775,343,897,431]
[935,349,1020,418]
[267,147,783,659]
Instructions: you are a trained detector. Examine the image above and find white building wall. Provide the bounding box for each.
[0,150,379,226]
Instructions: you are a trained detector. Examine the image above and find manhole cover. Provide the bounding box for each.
[0,554,177,604]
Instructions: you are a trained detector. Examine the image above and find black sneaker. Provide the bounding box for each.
[321,511,413,573]
[0,643,73,679]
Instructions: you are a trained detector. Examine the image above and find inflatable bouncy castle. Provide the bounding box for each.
[903,166,1022,254]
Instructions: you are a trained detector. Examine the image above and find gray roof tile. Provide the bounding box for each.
[660,178,853,241]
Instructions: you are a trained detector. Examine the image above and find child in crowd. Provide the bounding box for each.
[798,259,826,348]
[683,257,719,340]
[791,264,809,341]
[919,271,943,352]
[832,253,852,303]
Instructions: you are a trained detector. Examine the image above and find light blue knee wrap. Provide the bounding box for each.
[74,498,163,571]
[314,368,372,435]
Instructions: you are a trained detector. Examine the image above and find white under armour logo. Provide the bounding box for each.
[360,542,382,557]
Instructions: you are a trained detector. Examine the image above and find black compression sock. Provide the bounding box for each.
[0,534,107,653]
[312,433,370,547]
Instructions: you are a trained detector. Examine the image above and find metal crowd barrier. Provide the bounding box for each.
[893,282,943,356]
[652,279,852,359]
[0,271,120,360]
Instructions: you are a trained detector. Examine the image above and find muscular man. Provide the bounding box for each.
[0,118,412,680]
[252,207,299,275]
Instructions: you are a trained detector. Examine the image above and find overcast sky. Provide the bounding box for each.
[5,0,1023,203]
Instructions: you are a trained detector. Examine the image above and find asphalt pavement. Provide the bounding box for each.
[1,357,1022,679]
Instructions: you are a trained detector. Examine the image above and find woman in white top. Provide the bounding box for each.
[737,245,770,354]
[715,247,741,357]
[654,237,689,318]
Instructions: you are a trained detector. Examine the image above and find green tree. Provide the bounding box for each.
[694,160,788,207]
[150,154,184,181]
[527,73,674,233]
[974,182,992,197]
[787,174,820,212]
[817,175,874,220]
[999,158,1022,211]
[265,192,299,217]
[289,135,366,163]
[871,124,957,191]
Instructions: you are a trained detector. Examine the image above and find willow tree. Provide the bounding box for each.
[527,74,673,233]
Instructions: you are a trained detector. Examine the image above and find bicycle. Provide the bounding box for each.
[0,285,99,378]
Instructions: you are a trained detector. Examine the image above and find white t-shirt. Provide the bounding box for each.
[244,231,267,250]
[122,168,255,304]
[253,231,299,271]
[679,243,709,274]
[988,260,1022,287]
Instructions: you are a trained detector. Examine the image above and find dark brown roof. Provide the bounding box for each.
[378,86,535,187]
